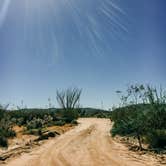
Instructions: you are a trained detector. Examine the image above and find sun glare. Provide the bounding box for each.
[0,0,126,58]
[0,0,11,27]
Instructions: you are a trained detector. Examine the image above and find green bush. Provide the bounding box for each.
[47,132,56,137]
[37,132,56,141]
[5,129,16,138]
[0,109,5,120]
[26,118,44,130]
[0,136,8,147]
[37,134,49,141]
[71,120,78,125]
[147,130,166,149]
[17,117,25,126]
[62,109,78,123]
[54,120,66,126]
[8,109,58,126]
[0,115,16,139]
[25,129,42,136]
[43,115,53,125]
[111,84,166,150]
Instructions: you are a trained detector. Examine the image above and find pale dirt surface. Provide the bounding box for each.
[4,118,165,166]
[0,124,74,154]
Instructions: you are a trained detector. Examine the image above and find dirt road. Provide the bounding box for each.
[5,118,163,166]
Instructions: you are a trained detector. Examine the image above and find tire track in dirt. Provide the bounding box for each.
[5,118,164,166]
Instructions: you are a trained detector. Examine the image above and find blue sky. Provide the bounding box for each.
[0,0,166,109]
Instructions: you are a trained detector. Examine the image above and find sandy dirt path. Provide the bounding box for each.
[5,118,163,166]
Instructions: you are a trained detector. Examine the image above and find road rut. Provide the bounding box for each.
[6,118,162,166]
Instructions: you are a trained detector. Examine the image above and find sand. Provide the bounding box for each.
[5,118,165,166]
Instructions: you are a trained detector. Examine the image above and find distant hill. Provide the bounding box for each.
[78,107,111,118]
[113,103,166,113]
[6,107,111,118]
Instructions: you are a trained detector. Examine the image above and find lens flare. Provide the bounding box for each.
[0,0,127,59]
[0,0,11,27]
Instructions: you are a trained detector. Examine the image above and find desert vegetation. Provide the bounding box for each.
[0,87,82,148]
[0,87,112,150]
[0,109,16,147]
[111,84,166,152]
[1,84,166,163]
[56,87,81,123]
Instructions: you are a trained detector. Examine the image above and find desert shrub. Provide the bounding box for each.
[37,134,49,141]
[38,128,42,136]
[0,109,5,120]
[56,87,81,122]
[54,120,66,126]
[8,109,58,126]
[11,118,17,124]
[0,114,16,147]
[146,107,166,130]
[37,132,56,141]
[17,117,25,126]
[96,114,104,118]
[0,127,16,139]
[25,129,42,136]
[0,116,16,138]
[111,84,166,150]
[43,115,53,126]
[4,129,16,138]
[146,130,166,149]
[0,136,8,147]
[6,107,80,129]
[47,132,56,137]
[78,108,111,118]
[111,108,147,149]
[62,109,78,123]
[26,118,44,130]
[71,120,78,125]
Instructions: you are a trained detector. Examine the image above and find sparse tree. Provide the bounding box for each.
[56,87,82,122]
[56,87,82,110]
[112,84,166,150]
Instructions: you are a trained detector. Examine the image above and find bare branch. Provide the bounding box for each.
[56,87,82,110]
